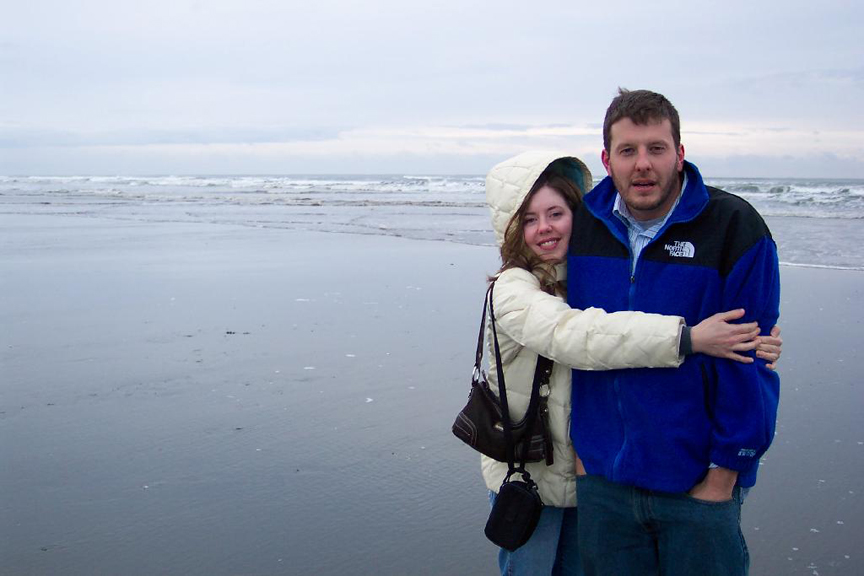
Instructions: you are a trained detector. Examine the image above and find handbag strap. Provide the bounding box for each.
[488,280,553,477]
[473,283,493,374]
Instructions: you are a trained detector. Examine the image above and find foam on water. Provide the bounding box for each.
[708,177,864,219]
[1,174,862,270]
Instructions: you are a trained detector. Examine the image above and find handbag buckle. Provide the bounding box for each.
[472,366,485,383]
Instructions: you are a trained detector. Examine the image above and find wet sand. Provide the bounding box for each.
[1,214,861,575]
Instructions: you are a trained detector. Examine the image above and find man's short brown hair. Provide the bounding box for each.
[603,88,681,151]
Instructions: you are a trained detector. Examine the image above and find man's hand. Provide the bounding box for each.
[575,455,587,477]
[688,467,738,502]
[756,325,783,370]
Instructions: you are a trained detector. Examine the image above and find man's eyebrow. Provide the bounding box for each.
[615,139,669,150]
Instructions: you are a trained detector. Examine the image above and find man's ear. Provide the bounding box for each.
[601,149,612,176]
[676,144,685,171]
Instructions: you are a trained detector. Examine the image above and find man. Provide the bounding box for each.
[567,89,780,575]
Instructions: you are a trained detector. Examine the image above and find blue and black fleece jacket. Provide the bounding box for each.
[567,161,780,493]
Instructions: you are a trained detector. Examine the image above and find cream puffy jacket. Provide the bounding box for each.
[481,151,686,507]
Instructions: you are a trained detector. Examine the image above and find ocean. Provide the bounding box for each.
[2,174,863,270]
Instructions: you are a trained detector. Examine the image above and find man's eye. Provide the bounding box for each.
[650,146,666,153]
[620,148,634,156]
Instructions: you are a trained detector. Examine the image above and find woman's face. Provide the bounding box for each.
[522,185,573,263]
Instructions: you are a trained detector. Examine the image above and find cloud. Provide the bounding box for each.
[0,121,603,175]
[2,0,862,176]
[683,122,864,163]
[3,117,863,177]
[0,126,346,148]
[696,152,864,179]
[738,66,864,88]
[454,123,575,132]
[0,122,601,152]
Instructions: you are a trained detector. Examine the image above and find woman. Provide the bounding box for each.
[481,151,782,575]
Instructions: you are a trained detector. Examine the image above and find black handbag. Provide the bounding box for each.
[452,281,554,465]
[482,280,546,550]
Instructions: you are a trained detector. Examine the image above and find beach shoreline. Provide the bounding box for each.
[2,213,861,575]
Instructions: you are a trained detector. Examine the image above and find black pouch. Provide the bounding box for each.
[484,471,544,552]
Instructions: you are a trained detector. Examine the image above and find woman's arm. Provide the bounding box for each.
[492,267,682,370]
[493,267,761,371]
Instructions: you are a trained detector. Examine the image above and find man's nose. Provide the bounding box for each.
[634,148,651,171]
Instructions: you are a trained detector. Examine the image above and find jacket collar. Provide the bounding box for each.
[582,161,709,244]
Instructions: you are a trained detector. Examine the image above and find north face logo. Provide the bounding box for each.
[664,241,695,258]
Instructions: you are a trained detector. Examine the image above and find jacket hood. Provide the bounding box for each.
[486,151,593,247]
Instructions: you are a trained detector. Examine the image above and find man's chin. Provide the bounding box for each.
[625,196,662,212]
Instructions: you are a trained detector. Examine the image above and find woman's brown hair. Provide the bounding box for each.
[494,170,583,295]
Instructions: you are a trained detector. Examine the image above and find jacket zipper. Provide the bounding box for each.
[612,245,638,480]
[700,362,716,425]
[611,374,626,481]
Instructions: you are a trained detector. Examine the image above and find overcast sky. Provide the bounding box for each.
[2,0,862,177]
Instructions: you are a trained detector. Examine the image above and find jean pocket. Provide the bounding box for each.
[682,492,736,506]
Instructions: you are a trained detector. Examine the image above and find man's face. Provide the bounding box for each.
[601,117,685,221]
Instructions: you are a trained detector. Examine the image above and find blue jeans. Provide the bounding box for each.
[488,491,584,576]
[575,475,749,576]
